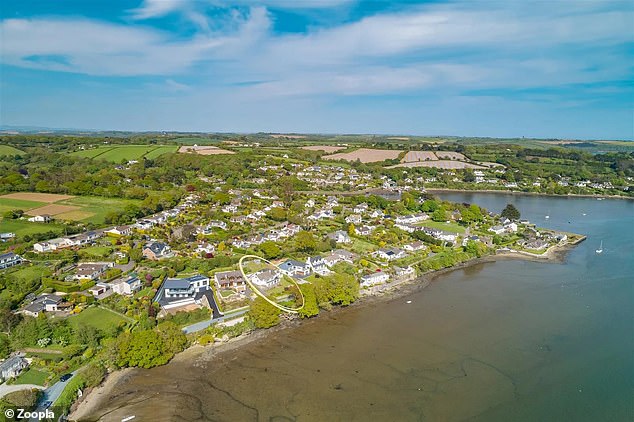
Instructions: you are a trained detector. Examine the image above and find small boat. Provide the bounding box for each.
[595,241,603,254]
[121,416,136,422]
[582,213,586,216]
[545,215,550,219]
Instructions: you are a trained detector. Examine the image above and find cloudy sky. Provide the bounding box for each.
[1,0,632,139]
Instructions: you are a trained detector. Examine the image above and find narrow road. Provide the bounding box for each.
[182,308,249,334]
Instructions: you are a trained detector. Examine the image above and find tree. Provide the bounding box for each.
[296,231,316,253]
[258,241,281,259]
[347,223,356,236]
[501,203,520,220]
[432,206,447,222]
[297,284,319,319]
[268,207,287,221]
[248,297,280,328]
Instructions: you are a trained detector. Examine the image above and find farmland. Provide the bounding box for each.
[387,160,485,169]
[0,219,65,237]
[323,148,402,163]
[0,145,25,156]
[177,145,235,155]
[300,145,347,153]
[70,145,177,162]
[0,193,141,225]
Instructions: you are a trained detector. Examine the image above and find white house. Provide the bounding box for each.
[73,262,114,280]
[278,259,311,277]
[394,266,416,278]
[111,276,142,295]
[489,225,506,235]
[307,256,330,275]
[355,225,375,236]
[27,214,51,223]
[360,271,390,287]
[250,269,281,288]
[375,247,406,261]
[105,225,132,236]
[327,230,351,244]
[345,214,362,224]
[403,241,426,252]
[0,252,22,270]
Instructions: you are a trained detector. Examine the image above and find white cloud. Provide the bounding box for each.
[1,1,631,97]
[130,0,186,19]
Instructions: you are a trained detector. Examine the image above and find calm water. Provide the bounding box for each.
[83,194,634,422]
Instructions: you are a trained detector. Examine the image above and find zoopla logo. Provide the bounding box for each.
[4,408,55,420]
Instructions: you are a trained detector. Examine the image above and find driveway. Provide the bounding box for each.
[0,384,44,399]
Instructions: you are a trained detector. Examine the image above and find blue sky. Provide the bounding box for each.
[1,0,632,139]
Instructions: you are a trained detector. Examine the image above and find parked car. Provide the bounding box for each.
[60,373,72,382]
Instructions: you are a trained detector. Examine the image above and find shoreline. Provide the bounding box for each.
[425,188,633,201]
[69,239,582,421]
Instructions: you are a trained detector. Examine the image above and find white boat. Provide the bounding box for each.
[545,215,550,219]
[595,241,603,254]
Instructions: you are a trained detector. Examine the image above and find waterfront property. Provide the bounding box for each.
[214,270,247,293]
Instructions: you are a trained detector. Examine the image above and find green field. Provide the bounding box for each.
[8,265,53,284]
[68,306,128,332]
[0,198,46,214]
[0,145,25,156]
[57,196,142,224]
[417,220,466,234]
[13,368,49,386]
[0,219,65,237]
[70,145,177,162]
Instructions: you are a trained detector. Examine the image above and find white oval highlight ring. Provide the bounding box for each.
[238,254,305,313]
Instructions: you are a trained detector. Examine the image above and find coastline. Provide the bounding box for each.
[69,238,583,421]
[424,188,633,201]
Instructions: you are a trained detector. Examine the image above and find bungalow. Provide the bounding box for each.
[33,237,75,253]
[375,247,407,261]
[250,269,281,288]
[0,252,22,270]
[278,259,311,277]
[422,227,458,242]
[222,204,239,213]
[360,271,390,287]
[345,214,362,224]
[230,215,248,225]
[308,209,334,221]
[280,223,301,238]
[327,230,352,244]
[23,294,64,317]
[111,276,142,295]
[214,270,247,293]
[88,282,111,297]
[73,262,114,280]
[0,355,29,382]
[143,242,173,260]
[395,213,428,224]
[27,214,52,223]
[394,223,417,233]
[70,231,102,246]
[105,225,132,236]
[331,249,357,264]
[462,235,481,247]
[403,241,426,252]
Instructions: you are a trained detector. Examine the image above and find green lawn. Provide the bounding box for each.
[0,198,45,214]
[79,246,113,259]
[0,145,25,156]
[417,220,466,234]
[8,265,53,283]
[67,306,128,332]
[13,368,49,386]
[350,238,377,254]
[0,219,65,237]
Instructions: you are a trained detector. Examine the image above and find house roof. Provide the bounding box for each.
[164,278,191,289]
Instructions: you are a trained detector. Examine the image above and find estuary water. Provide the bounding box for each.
[82,194,634,422]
